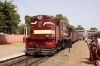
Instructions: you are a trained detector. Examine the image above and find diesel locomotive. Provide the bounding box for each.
[25,15,80,55]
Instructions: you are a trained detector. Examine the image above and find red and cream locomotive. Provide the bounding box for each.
[25,15,80,55]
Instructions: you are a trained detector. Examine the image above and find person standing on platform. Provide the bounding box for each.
[89,35,100,64]
[85,37,88,43]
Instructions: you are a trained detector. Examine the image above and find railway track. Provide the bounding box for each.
[0,55,49,66]
[0,43,69,66]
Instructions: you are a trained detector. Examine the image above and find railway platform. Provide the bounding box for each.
[0,42,25,62]
[61,40,95,66]
[37,40,95,66]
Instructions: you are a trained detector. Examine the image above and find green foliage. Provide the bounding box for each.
[25,15,31,26]
[0,0,20,34]
[90,27,98,30]
[24,15,31,35]
[69,25,76,30]
[54,14,77,30]
[55,14,64,20]
[16,24,25,34]
[75,25,85,30]
[55,14,69,26]
[62,16,69,26]
[16,24,30,35]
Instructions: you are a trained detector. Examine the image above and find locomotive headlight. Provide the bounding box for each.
[46,35,49,39]
[37,15,42,20]
[29,42,35,44]
[46,35,49,37]
[29,42,32,44]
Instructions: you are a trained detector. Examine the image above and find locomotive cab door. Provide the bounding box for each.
[55,21,60,44]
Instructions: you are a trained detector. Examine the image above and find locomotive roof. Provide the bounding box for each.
[31,15,53,18]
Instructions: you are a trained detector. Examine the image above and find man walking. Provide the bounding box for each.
[85,37,88,43]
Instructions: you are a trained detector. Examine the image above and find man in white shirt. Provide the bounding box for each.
[85,37,88,43]
[98,35,100,56]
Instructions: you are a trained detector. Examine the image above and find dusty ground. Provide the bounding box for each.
[37,40,94,66]
[0,40,95,66]
[0,42,25,59]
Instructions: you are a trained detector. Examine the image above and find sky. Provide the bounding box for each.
[11,0,100,30]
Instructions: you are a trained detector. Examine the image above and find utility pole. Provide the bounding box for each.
[68,28,73,57]
[68,32,72,57]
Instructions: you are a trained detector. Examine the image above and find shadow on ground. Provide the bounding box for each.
[80,58,95,65]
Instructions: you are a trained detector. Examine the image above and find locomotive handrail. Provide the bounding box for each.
[31,21,37,24]
[43,22,55,26]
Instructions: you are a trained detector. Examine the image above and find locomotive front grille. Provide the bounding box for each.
[26,47,35,54]
[26,48,35,51]
[41,47,55,52]
[40,47,55,55]
[26,47,55,52]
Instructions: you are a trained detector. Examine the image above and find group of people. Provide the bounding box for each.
[88,34,100,64]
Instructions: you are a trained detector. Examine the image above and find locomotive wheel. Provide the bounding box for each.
[58,44,61,50]
[61,42,65,49]
[65,42,68,47]
[55,46,58,52]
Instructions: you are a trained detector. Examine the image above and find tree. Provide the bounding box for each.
[69,25,76,30]
[55,14,69,26]
[55,14,64,20]
[55,14,76,30]
[90,27,98,30]
[0,0,20,34]
[24,15,31,35]
[25,15,31,26]
[62,16,69,26]
[16,24,25,34]
[75,25,85,30]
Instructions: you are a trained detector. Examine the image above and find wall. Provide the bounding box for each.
[0,34,24,44]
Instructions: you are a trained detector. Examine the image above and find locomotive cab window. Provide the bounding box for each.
[56,21,60,26]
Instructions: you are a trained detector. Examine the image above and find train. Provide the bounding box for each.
[25,15,80,55]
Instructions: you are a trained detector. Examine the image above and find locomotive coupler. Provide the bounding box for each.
[35,44,41,52]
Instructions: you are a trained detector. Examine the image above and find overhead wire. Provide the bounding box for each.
[15,0,41,15]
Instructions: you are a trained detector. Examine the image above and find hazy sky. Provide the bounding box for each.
[12,0,100,30]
